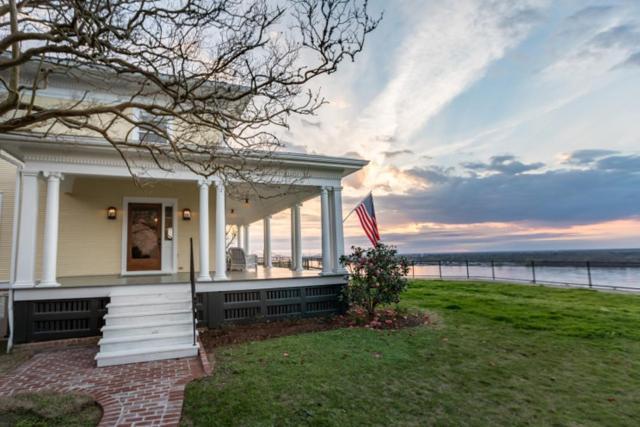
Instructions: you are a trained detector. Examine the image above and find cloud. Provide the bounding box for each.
[379,152,640,225]
[589,24,640,50]
[370,219,640,253]
[300,119,323,129]
[342,151,365,160]
[619,50,640,67]
[281,140,309,154]
[566,5,615,25]
[596,154,640,171]
[337,0,546,176]
[463,154,545,175]
[563,149,618,165]
[383,149,413,159]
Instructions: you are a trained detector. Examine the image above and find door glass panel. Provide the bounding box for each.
[127,203,162,271]
[164,206,174,240]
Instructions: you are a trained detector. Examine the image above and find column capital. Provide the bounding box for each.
[214,181,225,193]
[21,170,40,178]
[43,172,63,181]
[197,177,212,188]
[331,185,343,192]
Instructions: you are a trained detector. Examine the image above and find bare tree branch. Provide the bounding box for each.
[0,0,380,189]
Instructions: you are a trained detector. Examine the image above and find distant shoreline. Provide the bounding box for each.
[402,248,640,264]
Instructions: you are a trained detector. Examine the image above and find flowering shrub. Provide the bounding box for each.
[340,244,410,317]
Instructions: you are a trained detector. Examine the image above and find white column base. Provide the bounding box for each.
[213,272,229,281]
[38,280,61,287]
[12,281,37,289]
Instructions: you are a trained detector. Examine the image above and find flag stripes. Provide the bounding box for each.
[353,193,380,246]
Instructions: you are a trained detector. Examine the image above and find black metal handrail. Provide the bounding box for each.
[189,237,197,346]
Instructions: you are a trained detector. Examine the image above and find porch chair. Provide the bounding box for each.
[227,247,258,272]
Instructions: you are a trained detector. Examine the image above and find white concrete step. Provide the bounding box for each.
[101,320,193,339]
[106,300,192,315]
[109,291,191,305]
[98,331,194,353]
[104,309,193,326]
[96,284,198,367]
[95,343,198,367]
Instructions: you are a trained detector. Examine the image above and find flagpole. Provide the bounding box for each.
[342,191,372,223]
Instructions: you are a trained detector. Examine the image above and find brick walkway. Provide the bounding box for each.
[0,345,209,426]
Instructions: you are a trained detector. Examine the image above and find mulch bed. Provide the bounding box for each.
[199,309,432,350]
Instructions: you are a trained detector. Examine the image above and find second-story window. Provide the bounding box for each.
[137,110,171,144]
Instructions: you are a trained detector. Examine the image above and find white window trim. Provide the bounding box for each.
[120,197,178,276]
[134,108,173,144]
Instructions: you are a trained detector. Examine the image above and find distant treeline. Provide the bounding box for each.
[402,248,640,267]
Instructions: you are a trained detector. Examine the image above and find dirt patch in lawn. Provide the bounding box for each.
[0,392,102,426]
[200,317,340,349]
[200,309,434,350]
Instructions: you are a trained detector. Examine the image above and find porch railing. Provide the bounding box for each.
[257,256,323,270]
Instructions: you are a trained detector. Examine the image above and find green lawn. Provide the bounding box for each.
[182,280,640,426]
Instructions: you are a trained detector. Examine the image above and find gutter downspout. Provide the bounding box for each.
[0,149,24,353]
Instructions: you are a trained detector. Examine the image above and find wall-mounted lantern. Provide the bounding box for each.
[182,208,192,220]
[107,206,117,220]
[230,208,235,214]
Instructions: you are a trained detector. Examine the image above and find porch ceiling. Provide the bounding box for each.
[227,182,320,225]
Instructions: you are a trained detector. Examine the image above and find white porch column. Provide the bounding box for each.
[14,171,39,287]
[290,207,296,270]
[197,179,212,281]
[293,203,303,272]
[214,181,228,281]
[320,187,332,274]
[236,224,243,249]
[328,189,336,271]
[242,224,250,254]
[40,172,63,287]
[332,186,346,273]
[263,216,272,268]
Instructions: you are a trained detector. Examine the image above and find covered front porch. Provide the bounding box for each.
[3,140,363,290]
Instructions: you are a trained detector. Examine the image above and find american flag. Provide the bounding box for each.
[354,193,380,246]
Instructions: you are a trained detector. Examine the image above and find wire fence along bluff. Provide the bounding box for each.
[261,256,640,292]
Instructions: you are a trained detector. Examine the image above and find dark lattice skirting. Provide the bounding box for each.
[195,284,346,327]
[13,284,346,343]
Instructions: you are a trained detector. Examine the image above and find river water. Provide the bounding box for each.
[411,264,640,291]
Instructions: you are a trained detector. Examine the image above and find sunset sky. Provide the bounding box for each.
[253,0,640,255]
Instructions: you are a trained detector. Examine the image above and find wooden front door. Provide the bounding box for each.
[127,203,162,271]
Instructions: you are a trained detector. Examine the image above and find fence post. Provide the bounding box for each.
[491,260,496,281]
[465,260,470,279]
[412,261,415,279]
[531,261,536,284]
[587,261,592,288]
[438,260,443,280]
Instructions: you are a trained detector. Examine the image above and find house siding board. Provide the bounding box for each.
[0,161,16,281]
